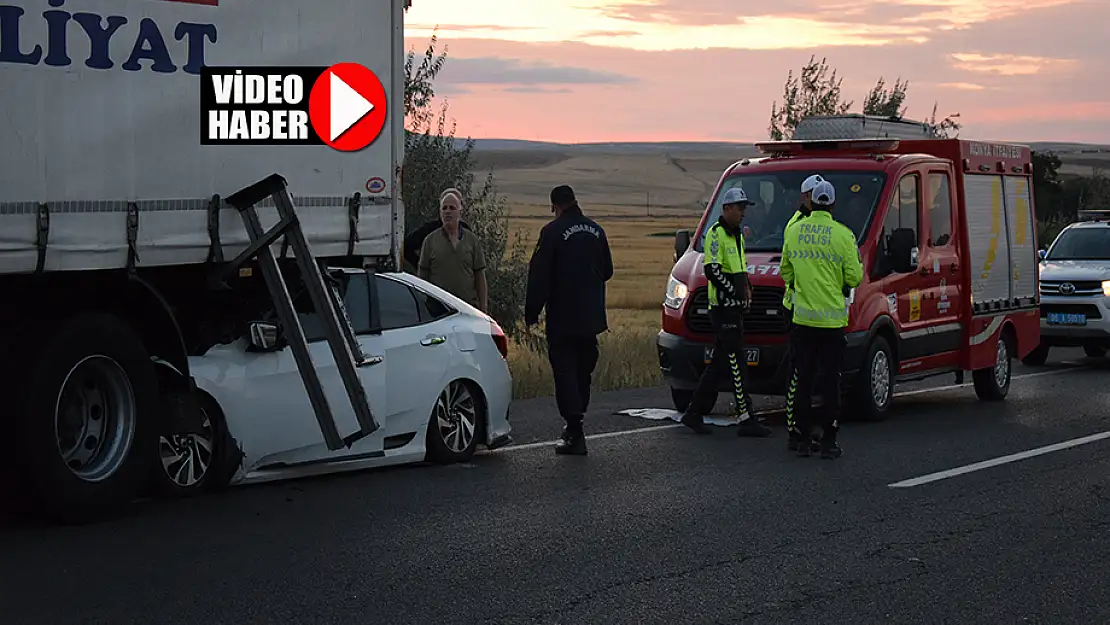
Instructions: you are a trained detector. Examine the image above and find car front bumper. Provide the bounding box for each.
[657,329,869,396]
[1039,294,1110,346]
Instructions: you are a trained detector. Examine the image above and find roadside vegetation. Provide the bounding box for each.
[403,31,1110,400]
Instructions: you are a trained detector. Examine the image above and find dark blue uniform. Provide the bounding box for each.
[525,195,613,452]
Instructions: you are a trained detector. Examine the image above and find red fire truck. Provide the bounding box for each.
[658,138,1041,420]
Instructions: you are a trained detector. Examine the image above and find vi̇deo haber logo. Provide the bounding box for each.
[200,63,388,151]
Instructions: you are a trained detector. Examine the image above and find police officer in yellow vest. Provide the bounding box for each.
[783,173,823,452]
[680,187,773,438]
[780,180,862,458]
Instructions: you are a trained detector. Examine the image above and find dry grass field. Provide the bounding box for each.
[477,141,1110,399]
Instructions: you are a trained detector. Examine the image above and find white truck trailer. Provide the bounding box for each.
[0,0,407,523]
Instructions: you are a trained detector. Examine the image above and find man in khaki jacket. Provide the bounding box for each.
[418,189,488,312]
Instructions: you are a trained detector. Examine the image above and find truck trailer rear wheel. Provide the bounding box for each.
[13,313,158,524]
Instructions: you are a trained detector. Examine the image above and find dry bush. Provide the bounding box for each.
[508,309,662,399]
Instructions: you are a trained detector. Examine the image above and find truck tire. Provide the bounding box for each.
[973,331,1012,401]
[13,313,158,524]
[1084,345,1107,358]
[850,336,895,421]
[1021,343,1050,366]
[670,388,693,412]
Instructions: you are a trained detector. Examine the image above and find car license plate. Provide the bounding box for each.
[1047,312,1087,326]
[704,347,760,365]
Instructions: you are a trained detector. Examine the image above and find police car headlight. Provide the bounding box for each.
[1102,280,1110,297]
[664,276,689,309]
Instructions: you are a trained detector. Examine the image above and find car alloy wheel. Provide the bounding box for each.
[435,380,478,454]
[158,409,214,488]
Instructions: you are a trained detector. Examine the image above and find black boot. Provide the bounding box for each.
[820,439,842,459]
[736,416,772,438]
[680,410,711,434]
[555,425,588,455]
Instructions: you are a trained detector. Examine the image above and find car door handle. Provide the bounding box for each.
[420,335,447,347]
[356,355,384,367]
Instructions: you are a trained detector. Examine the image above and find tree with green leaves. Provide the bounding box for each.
[402,32,531,333]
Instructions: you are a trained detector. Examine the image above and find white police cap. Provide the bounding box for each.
[812,180,836,206]
[801,174,824,194]
[721,187,754,206]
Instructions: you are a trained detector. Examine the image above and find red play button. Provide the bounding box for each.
[308,63,388,152]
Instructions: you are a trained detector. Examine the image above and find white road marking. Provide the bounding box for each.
[888,431,1110,488]
[497,367,1090,453]
[500,424,684,452]
[894,365,1084,398]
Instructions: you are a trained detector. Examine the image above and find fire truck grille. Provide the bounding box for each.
[685,286,790,335]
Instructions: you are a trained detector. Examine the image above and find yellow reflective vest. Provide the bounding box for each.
[780,210,863,328]
[781,210,806,310]
[703,221,748,308]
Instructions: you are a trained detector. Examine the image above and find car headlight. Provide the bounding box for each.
[1103,280,1110,297]
[664,276,689,309]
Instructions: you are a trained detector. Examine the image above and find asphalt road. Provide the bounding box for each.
[2,348,1109,624]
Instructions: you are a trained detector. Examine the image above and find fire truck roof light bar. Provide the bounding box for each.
[754,139,901,155]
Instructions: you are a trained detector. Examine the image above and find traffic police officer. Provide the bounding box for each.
[525,185,614,456]
[780,180,862,458]
[784,174,823,452]
[680,187,772,438]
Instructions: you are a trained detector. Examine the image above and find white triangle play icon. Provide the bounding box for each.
[329,72,374,142]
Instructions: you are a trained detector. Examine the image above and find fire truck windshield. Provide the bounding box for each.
[696,170,887,252]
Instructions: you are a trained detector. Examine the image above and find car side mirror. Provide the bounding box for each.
[674,229,692,262]
[246,321,284,352]
[887,228,918,274]
[1037,249,1047,261]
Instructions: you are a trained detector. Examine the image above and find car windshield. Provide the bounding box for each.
[1047,227,1110,260]
[695,170,886,252]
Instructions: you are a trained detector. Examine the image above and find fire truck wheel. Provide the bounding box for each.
[1083,345,1107,358]
[973,330,1013,401]
[852,335,895,422]
[13,313,159,524]
[1021,343,1050,366]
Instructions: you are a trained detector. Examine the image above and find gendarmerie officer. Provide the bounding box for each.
[524,185,614,456]
[679,187,772,438]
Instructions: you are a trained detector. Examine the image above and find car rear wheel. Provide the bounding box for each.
[426,380,483,464]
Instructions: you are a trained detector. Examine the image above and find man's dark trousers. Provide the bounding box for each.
[687,309,753,416]
[547,334,600,430]
[790,324,846,444]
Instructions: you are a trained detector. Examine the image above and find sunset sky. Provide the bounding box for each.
[402,0,1109,144]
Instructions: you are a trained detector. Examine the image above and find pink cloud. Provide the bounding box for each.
[405,0,1110,143]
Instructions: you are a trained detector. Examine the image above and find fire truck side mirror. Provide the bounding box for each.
[674,229,692,261]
